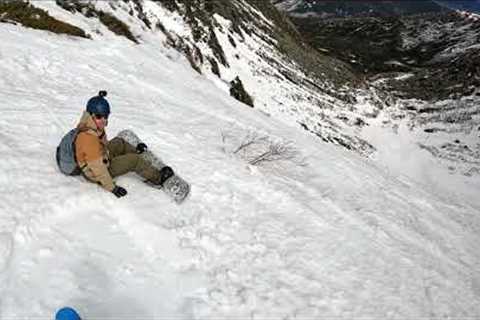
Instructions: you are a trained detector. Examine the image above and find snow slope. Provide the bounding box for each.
[1,4,480,320]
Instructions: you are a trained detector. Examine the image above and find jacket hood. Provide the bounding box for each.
[77,111,104,137]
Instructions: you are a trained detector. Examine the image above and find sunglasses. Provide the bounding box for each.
[94,114,109,120]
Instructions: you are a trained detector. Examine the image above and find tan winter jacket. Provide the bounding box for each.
[75,112,115,192]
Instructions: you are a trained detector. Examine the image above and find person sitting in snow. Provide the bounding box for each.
[75,91,173,198]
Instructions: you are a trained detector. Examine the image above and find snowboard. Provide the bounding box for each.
[117,129,190,204]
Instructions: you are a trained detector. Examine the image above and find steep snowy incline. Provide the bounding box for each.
[0,18,479,320]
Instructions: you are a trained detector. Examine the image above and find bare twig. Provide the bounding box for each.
[222,129,307,168]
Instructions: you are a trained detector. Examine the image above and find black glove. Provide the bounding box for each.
[136,143,148,154]
[112,185,128,198]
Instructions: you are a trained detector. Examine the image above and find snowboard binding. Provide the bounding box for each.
[158,166,174,186]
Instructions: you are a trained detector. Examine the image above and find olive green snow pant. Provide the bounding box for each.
[107,137,161,184]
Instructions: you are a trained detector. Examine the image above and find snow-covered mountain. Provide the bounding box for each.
[437,0,480,14]
[272,0,450,18]
[275,1,480,178]
[1,0,479,318]
[272,0,480,16]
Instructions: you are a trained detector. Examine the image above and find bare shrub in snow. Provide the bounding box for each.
[221,130,307,168]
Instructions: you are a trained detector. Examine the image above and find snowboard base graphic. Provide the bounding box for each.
[117,129,190,204]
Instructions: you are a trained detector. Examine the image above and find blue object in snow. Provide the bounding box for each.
[55,307,81,320]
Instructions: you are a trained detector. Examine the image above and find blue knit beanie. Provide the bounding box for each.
[86,90,110,117]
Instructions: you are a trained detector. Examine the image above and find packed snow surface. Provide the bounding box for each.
[1,11,480,320]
